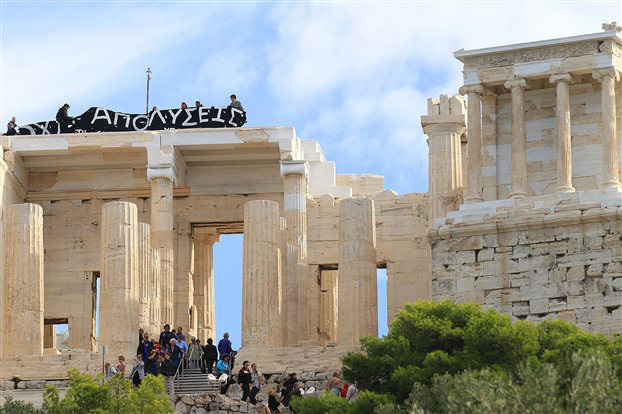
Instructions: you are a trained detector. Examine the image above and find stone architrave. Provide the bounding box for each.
[337,197,378,346]
[504,78,529,198]
[3,203,44,356]
[550,73,575,193]
[242,200,283,348]
[593,68,621,188]
[280,161,310,346]
[421,94,466,221]
[99,201,139,358]
[319,270,338,345]
[193,228,220,343]
[151,177,175,325]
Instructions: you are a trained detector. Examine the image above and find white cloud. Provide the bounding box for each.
[1,5,210,124]
[264,2,620,193]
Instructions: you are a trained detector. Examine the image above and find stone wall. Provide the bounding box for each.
[430,192,622,335]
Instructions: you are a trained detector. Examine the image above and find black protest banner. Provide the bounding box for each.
[5,106,247,136]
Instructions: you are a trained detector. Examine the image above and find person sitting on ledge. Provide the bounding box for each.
[228,94,244,111]
[55,103,74,129]
[6,116,17,133]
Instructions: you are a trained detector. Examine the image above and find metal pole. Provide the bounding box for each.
[146,67,152,114]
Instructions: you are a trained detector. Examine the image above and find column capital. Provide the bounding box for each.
[504,78,527,90]
[146,144,186,185]
[549,73,573,85]
[422,123,466,136]
[458,84,486,96]
[193,227,220,244]
[592,67,620,81]
[280,160,309,177]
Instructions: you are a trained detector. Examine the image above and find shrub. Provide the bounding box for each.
[0,397,43,414]
[342,301,622,402]
[43,369,172,414]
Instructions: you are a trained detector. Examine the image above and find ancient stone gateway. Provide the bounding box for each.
[3,24,622,387]
[0,126,430,379]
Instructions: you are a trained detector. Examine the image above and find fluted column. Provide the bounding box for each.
[242,200,283,348]
[421,94,466,222]
[280,161,310,346]
[459,85,485,203]
[338,197,377,346]
[137,223,151,332]
[504,78,529,198]
[550,73,575,193]
[278,216,287,345]
[319,270,338,345]
[151,177,175,325]
[593,68,621,189]
[99,201,139,358]
[150,248,161,335]
[3,203,44,356]
[193,228,220,343]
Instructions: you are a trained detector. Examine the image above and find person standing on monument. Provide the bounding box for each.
[249,362,264,405]
[195,100,202,108]
[228,94,244,111]
[159,324,174,348]
[6,116,17,133]
[170,338,183,375]
[202,338,218,374]
[137,332,153,361]
[180,102,188,110]
[218,332,233,358]
[177,326,186,343]
[238,361,252,402]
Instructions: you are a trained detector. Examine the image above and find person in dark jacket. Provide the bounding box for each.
[218,332,233,358]
[55,104,74,129]
[137,332,153,360]
[159,324,174,348]
[145,348,159,376]
[6,116,17,134]
[170,338,183,375]
[268,388,281,413]
[281,372,298,406]
[159,352,175,399]
[238,361,252,402]
[202,338,218,374]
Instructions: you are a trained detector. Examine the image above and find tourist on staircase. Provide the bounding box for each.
[138,328,144,345]
[187,337,202,370]
[159,324,175,348]
[202,338,218,374]
[137,332,153,360]
[238,361,252,402]
[160,352,175,399]
[267,388,282,413]
[281,372,298,407]
[217,355,233,394]
[170,338,183,376]
[218,332,233,358]
[249,362,264,405]
[145,348,159,376]
[129,353,145,387]
[177,326,187,343]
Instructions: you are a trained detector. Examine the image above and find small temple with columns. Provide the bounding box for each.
[2,24,622,387]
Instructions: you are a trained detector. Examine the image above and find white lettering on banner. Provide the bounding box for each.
[169,109,183,124]
[91,108,112,124]
[113,112,132,128]
[229,108,243,126]
[132,115,149,131]
[182,108,197,127]
[149,110,166,126]
[199,106,210,123]
[38,122,51,135]
[212,108,225,123]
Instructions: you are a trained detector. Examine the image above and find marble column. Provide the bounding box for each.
[3,203,44,356]
[593,68,621,188]
[137,223,151,332]
[278,216,288,345]
[99,201,139,358]
[550,73,575,193]
[193,228,220,343]
[319,270,338,345]
[280,161,310,346]
[242,200,283,348]
[150,248,161,335]
[151,177,175,325]
[504,78,529,198]
[459,85,485,203]
[421,94,466,223]
[337,197,377,346]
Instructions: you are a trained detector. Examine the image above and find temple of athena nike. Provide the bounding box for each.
[3,24,622,385]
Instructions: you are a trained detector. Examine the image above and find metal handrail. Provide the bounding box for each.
[173,346,193,380]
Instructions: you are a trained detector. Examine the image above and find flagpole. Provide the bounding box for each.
[145,67,152,114]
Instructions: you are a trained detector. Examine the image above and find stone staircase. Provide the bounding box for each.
[170,368,220,395]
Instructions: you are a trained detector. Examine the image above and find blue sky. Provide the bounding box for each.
[2,1,620,349]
